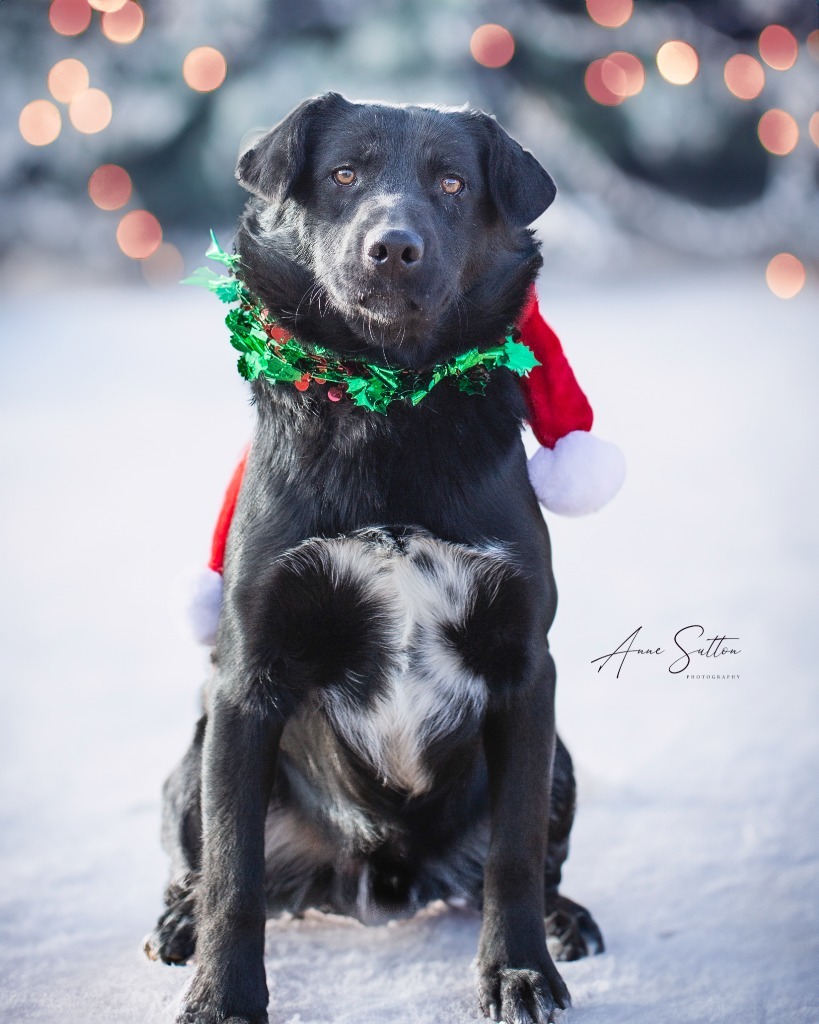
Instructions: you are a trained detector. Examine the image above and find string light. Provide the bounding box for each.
[758,25,798,71]
[723,54,765,100]
[69,88,113,134]
[809,112,819,149]
[116,210,162,259]
[47,59,90,104]
[88,164,132,210]
[657,41,699,85]
[48,0,92,36]
[585,58,623,106]
[585,0,633,29]
[182,47,228,92]
[766,253,805,299]
[140,242,185,286]
[602,51,644,97]
[101,1,144,44]
[469,24,515,69]
[19,100,62,146]
[758,109,799,156]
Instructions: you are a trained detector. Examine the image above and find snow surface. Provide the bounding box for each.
[0,269,817,1023]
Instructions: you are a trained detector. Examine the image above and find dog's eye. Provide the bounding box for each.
[332,167,356,186]
[440,176,464,195]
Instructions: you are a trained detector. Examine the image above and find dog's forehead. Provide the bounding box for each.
[314,102,481,169]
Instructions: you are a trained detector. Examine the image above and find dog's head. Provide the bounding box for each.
[235,93,556,369]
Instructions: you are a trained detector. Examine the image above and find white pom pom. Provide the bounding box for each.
[528,430,626,516]
[169,566,223,646]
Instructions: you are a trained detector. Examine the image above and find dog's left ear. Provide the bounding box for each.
[236,92,351,203]
[470,112,557,227]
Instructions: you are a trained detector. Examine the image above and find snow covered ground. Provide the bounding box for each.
[0,268,817,1023]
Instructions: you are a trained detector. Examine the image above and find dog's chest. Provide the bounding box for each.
[319,530,503,796]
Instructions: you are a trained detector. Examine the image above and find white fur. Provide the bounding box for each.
[320,532,508,796]
[527,430,626,516]
[170,565,223,646]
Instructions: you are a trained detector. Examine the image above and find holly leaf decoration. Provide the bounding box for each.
[206,230,241,270]
[499,340,540,375]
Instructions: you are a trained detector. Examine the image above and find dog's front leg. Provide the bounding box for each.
[477,647,570,1024]
[177,687,281,1024]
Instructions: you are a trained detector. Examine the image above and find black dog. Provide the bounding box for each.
[146,93,603,1024]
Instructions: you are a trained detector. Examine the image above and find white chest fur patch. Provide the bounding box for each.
[313,529,510,796]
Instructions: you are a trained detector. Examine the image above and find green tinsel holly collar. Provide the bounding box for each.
[184,232,540,414]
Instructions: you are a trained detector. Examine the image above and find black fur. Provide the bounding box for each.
[146,95,603,1024]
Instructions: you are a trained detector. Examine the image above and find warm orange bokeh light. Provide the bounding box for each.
[88,164,132,210]
[809,112,819,148]
[19,100,62,146]
[470,24,515,69]
[182,47,228,92]
[116,210,162,259]
[585,0,633,29]
[585,59,623,106]
[101,1,144,44]
[89,0,127,11]
[69,88,113,134]
[602,51,644,97]
[758,25,798,71]
[758,109,799,156]
[141,243,185,287]
[657,41,699,85]
[47,58,90,104]
[808,30,819,62]
[49,0,92,36]
[766,253,805,299]
[723,54,765,100]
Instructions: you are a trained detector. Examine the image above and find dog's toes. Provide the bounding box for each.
[143,906,197,965]
[545,894,605,962]
[480,965,569,1024]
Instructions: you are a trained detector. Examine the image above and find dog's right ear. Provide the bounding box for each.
[236,92,350,203]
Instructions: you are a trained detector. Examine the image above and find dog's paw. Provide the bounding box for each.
[175,968,268,1024]
[478,965,570,1024]
[143,902,197,965]
[545,894,605,962]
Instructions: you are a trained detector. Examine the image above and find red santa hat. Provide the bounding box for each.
[179,288,625,645]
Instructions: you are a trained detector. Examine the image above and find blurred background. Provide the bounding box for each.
[5,0,818,289]
[2,2,818,1022]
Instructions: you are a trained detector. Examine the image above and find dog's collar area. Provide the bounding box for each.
[184,232,540,415]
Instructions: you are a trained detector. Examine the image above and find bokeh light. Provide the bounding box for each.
[88,164,132,210]
[140,242,185,287]
[116,210,162,259]
[758,25,798,71]
[469,24,515,69]
[657,41,699,85]
[809,112,819,149]
[808,30,819,62]
[602,51,644,98]
[48,0,92,36]
[585,0,633,29]
[69,88,112,133]
[585,58,623,106]
[88,0,127,11]
[47,58,90,104]
[101,1,144,44]
[182,46,228,92]
[758,109,799,156]
[766,253,805,299]
[723,54,765,100]
[19,100,62,147]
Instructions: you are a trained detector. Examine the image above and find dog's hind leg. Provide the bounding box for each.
[144,714,206,965]
[544,734,605,961]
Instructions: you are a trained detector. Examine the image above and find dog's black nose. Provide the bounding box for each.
[366,228,424,273]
